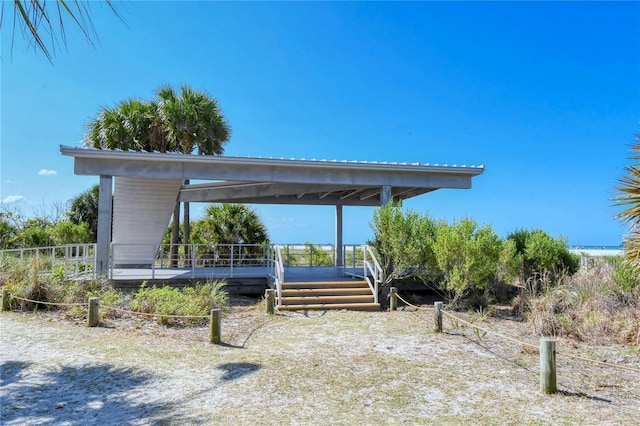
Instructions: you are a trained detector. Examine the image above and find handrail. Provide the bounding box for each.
[273,245,284,306]
[362,245,383,304]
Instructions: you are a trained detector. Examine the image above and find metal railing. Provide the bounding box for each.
[279,243,336,267]
[110,243,272,279]
[362,245,383,304]
[0,244,96,280]
[343,244,383,304]
[267,245,285,306]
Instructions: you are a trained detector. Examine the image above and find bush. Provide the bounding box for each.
[609,256,640,291]
[130,280,228,323]
[432,218,518,308]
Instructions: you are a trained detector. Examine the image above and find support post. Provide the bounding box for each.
[96,175,113,277]
[210,308,221,344]
[434,301,443,333]
[389,287,398,311]
[265,289,275,314]
[540,338,557,394]
[2,288,10,311]
[380,185,392,206]
[335,205,343,267]
[87,297,99,327]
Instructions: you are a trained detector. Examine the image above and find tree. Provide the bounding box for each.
[193,204,269,245]
[507,228,580,292]
[614,136,640,273]
[155,84,231,265]
[84,84,231,266]
[192,204,269,266]
[432,218,517,307]
[67,184,99,241]
[369,203,440,286]
[0,215,19,249]
[51,220,92,245]
[2,1,122,63]
[85,99,159,152]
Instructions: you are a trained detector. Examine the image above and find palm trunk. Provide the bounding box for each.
[170,203,180,267]
[184,179,191,266]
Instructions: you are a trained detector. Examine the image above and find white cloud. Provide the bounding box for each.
[2,195,25,204]
[38,169,57,176]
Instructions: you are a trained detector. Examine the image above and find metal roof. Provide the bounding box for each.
[61,145,484,206]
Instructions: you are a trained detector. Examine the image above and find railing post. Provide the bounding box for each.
[88,297,99,327]
[434,301,443,333]
[265,289,275,314]
[192,243,197,274]
[389,287,397,311]
[230,244,235,277]
[210,308,221,344]
[540,338,557,394]
[2,288,11,311]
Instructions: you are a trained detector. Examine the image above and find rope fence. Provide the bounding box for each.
[10,295,88,308]
[102,305,209,320]
[1,289,280,345]
[389,287,640,394]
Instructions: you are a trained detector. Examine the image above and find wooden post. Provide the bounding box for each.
[389,287,398,311]
[210,308,221,344]
[540,338,557,394]
[265,289,275,315]
[1,288,10,311]
[87,297,99,327]
[434,301,443,333]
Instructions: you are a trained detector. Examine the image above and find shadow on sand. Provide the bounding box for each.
[0,361,196,424]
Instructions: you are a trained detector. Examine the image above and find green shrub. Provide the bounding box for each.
[433,218,517,307]
[609,256,640,291]
[130,280,228,323]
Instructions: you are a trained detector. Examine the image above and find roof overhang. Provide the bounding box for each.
[61,146,484,206]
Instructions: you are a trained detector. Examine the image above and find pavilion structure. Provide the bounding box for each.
[60,146,484,276]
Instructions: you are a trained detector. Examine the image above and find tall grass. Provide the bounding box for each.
[526,262,640,345]
[1,255,229,324]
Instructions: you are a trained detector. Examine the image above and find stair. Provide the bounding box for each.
[277,281,380,311]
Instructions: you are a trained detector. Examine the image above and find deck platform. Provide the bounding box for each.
[107,266,365,294]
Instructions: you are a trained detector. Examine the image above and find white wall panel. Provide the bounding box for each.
[112,177,182,267]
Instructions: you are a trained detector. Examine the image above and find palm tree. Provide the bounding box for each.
[155,84,231,265]
[67,184,100,241]
[614,135,640,272]
[2,1,122,63]
[193,204,269,266]
[86,99,160,152]
[84,84,231,266]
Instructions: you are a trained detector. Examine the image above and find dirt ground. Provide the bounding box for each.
[1,298,639,425]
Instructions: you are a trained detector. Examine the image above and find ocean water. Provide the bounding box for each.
[570,245,623,250]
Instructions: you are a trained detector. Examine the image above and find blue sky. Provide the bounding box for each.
[2,1,639,246]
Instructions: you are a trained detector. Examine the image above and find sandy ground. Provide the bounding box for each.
[1,302,639,425]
